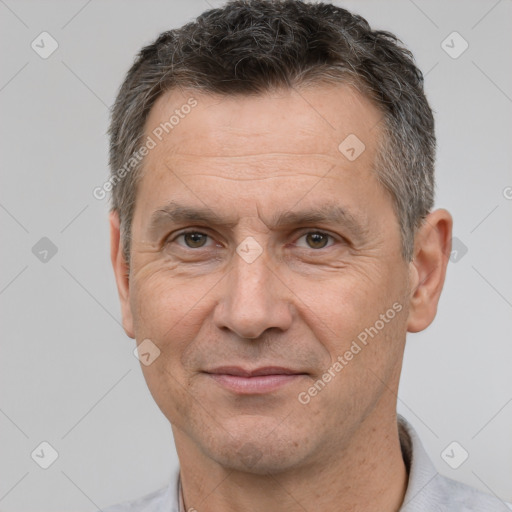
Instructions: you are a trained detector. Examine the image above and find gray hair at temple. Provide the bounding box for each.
[108,0,436,264]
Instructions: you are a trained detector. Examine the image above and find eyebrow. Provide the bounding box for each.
[147,200,369,239]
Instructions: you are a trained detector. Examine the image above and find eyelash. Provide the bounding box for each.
[168,229,339,250]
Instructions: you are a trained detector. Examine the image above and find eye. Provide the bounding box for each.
[172,230,214,249]
[168,229,339,251]
[295,231,336,250]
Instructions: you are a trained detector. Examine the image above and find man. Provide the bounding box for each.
[104,1,507,510]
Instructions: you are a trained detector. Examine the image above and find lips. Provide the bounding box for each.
[206,366,304,377]
[204,366,307,394]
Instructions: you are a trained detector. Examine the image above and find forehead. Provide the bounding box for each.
[142,82,383,168]
[132,83,391,234]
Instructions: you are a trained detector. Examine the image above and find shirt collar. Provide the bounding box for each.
[178,472,185,512]
[396,413,439,510]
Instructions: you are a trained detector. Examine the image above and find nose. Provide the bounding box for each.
[213,245,293,339]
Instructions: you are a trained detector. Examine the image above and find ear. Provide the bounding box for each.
[109,210,135,339]
[407,208,453,333]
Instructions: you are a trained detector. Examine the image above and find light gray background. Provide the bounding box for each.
[1,0,511,510]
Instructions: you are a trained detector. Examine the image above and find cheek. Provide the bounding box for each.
[131,272,210,423]
[130,266,208,339]
[140,356,197,430]
[294,264,407,370]
[129,271,210,397]
[296,273,385,335]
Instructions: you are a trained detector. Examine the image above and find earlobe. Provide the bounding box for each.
[109,210,135,339]
[406,209,453,333]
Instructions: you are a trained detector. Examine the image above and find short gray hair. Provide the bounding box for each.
[108,0,435,264]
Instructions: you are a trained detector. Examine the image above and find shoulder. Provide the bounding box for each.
[397,415,510,511]
[99,485,169,512]
[429,472,511,511]
[97,468,180,511]
[96,470,180,512]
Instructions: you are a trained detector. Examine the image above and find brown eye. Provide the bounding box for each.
[302,232,332,249]
[179,231,209,248]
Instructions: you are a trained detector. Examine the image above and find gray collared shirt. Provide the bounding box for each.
[100,415,509,511]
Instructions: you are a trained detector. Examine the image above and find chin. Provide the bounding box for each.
[202,416,313,475]
[212,443,307,475]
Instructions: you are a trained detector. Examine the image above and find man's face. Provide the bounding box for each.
[118,84,414,472]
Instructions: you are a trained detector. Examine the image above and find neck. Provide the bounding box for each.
[174,410,408,512]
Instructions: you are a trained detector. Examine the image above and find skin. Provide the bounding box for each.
[110,83,452,512]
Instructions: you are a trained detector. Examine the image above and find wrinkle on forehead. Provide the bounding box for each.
[143,83,382,162]
[140,148,374,186]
